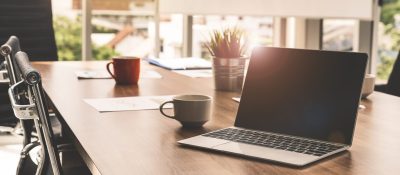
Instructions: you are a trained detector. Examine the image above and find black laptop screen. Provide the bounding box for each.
[234,47,367,145]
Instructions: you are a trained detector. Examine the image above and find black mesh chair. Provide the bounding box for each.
[0,0,59,131]
[375,50,400,97]
[9,52,90,175]
[0,0,59,133]
[0,0,58,61]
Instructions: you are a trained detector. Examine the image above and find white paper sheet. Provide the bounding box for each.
[75,70,112,79]
[84,95,174,112]
[75,70,162,79]
[232,97,240,103]
[173,69,213,78]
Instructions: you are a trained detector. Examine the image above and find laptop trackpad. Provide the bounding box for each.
[213,142,317,166]
[178,136,231,148]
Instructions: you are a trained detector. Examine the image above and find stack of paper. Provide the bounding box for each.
[173,70,213,78]
[148,57,211,70]
[75,70,162,79]
[75,70,112,79]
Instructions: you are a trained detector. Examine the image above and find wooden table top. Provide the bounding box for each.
[33,61,400,175]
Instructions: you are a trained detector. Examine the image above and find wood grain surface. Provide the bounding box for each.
[33,61,400,175]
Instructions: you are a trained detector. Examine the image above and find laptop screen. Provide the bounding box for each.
[234,47,367,145]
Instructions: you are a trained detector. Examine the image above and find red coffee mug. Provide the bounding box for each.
[106,57,140,85]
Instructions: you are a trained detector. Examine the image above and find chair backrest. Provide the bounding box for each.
[0,0,58,61]
[386,50,400,97]
[9,51,62,175]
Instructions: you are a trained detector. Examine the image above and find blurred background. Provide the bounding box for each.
[52,0,400,82]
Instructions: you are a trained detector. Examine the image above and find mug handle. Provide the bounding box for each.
[106,62,116,79]
[159,101,174,119]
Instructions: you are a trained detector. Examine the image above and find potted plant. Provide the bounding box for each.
[205,27,248,91]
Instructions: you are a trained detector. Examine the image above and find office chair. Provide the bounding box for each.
[0,0,58,61]
[0,0,60,142]
[1,36,75,174]
[9,51,62,175]
[375,50,400,97]
[1,36,42,174]
[9,51,90,175]
[0,0,59,136]
[0,36,28,135]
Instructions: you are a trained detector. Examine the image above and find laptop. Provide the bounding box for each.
[178,47,368,166]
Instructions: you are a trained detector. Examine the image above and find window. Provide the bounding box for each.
[53,0,156,61]
[52,0,82,61]
[53,1,275,61]
[323,19,356,52]
[376,0,400,82]
[89,0,155,60]
[157,15,274,59]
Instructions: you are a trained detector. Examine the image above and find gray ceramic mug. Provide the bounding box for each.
[159,95,212,128]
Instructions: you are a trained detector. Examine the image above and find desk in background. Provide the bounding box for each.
[33,61,400,175]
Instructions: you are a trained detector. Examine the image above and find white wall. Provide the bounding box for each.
[160,0,374,20]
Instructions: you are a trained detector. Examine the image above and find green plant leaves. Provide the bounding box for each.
[205,27,247,58]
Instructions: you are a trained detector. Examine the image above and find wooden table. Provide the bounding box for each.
[33,61,400,175]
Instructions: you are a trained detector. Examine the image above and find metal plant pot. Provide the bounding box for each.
[212,57,247,91]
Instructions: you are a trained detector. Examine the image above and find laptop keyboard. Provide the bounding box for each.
[202,128,345,156]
